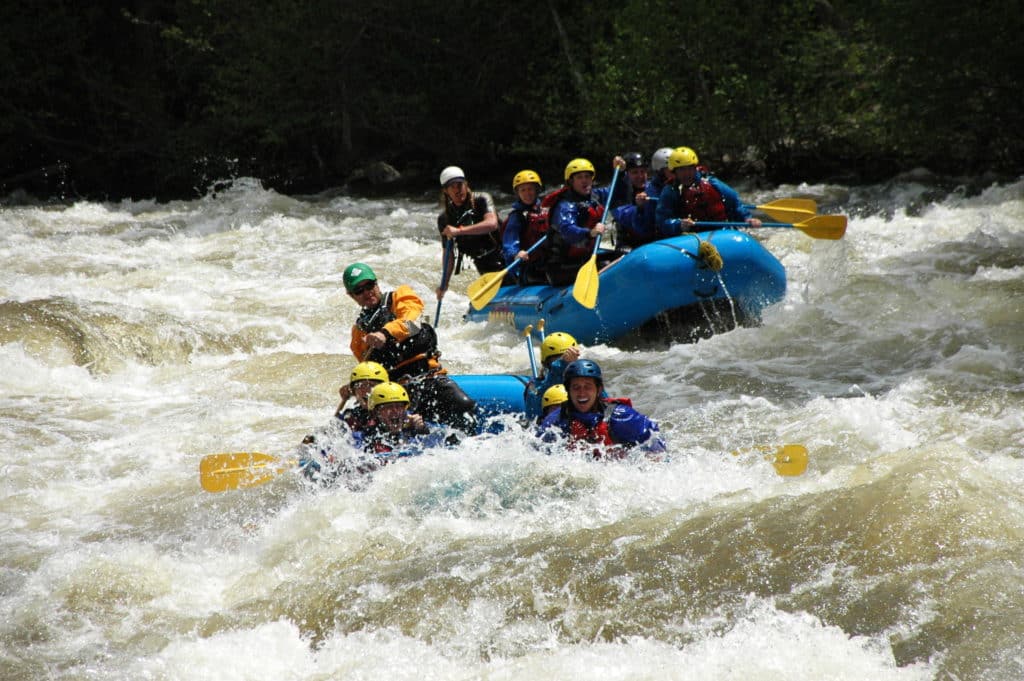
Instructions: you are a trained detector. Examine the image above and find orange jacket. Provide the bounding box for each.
[350,285,442,373]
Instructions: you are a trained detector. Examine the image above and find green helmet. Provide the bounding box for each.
[343,262,377,293]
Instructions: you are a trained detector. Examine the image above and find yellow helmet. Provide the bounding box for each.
[349,361,388,385]
[563,158,596,182]
[541,384,569,409]
[368,381,410,410]
[512,170,542,190]
[668,147,699,170]
[540,331,578,363]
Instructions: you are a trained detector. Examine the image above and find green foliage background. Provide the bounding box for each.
[3,0,1021,200]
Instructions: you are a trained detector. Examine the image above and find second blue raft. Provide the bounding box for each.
[462,229,786,345]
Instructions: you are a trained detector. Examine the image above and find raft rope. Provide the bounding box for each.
[658,235,737,332]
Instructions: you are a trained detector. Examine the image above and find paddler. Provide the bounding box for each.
[354,382,449,466]
[436,165,504,301]
[537,359,665,459]
[525,331,581,419]
[655,146,763,236]
[343,261,477,434]
[545,156,630,285]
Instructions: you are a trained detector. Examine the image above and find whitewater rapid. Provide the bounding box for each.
[1,176,1021,680]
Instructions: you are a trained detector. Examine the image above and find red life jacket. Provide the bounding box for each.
[566,397,633,459]
[502,203,549,257]
[545,186,605,259]
[680,171,728,222]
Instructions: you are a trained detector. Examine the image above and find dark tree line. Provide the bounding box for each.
[2,0,1021,201]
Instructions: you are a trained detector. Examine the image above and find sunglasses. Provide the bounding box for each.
[350,281,376,295]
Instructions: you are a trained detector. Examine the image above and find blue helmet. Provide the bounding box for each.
[563,359,603,384]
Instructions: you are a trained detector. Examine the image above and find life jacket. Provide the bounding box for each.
[360,422,431,462]
[545,186,606,260]
[438,195,501,259]
[502,202,549,257]
[564,397,634,459]
[338,405,376,433]
[679,169,728,222]
[355,291,439,374]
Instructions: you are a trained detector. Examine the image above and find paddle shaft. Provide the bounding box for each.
[697,220,806,229]
[434,239,454,326]
[200,440,806,493]
[524,325,539,379]
[597,165,621,246]
[507,234,548,276]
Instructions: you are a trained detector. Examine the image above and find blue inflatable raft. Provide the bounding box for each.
[453,374,532,423]
[462,229,786,345]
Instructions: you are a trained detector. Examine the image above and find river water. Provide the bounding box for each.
[1,176,1022,680]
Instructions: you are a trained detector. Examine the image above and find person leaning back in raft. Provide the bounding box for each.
[352,382,451,472]
[297,360,388,481]
[343,261,477,435]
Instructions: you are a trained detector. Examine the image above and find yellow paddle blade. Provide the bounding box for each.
[730,444,809,477]
[467,270,507,310]
[767,444,809,476]
[761,198,818,213]
[199,452,295,493]
[756,198,819,223]
[795,214,847,240]
[572,255,599,308]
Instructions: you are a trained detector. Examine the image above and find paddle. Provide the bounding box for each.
[536,317,546,342]
[744,198,819,223]
[523,324,539,379]
[467,236,548,311]
[694,214,847,240]
[199,452,297,493]
[434,238,454,326]
[731,444,809,477]
[202,441,807,492]
[572,165,622,308]
[770,444,809,476]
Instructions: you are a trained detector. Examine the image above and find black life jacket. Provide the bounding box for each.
[355,291,438,372]
[339,405,376,433]
[437,195,501,258]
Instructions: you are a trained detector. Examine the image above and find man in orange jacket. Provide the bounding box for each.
[343,262,477,434]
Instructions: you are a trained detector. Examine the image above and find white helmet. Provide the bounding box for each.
[439,166,466,187]
[650,147,674,172]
